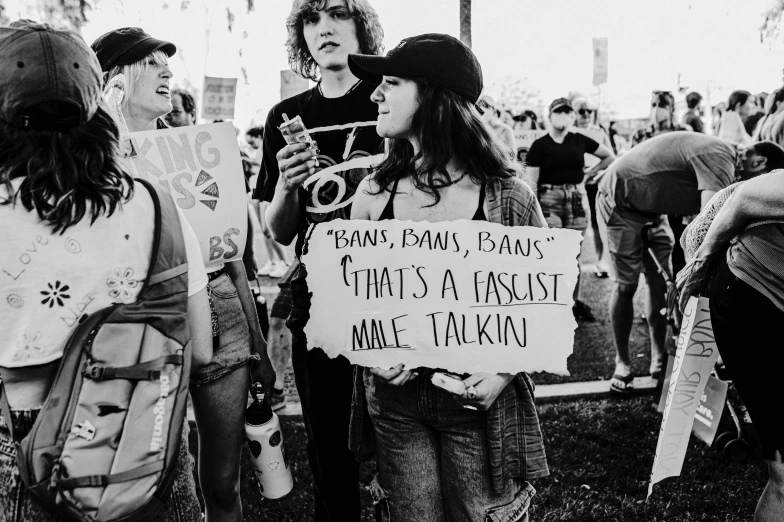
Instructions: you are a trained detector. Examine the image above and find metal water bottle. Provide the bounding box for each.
[245,383,293,499]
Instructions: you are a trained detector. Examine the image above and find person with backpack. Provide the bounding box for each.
[90,27,276,522]
[0,21,213,521]
[347,33,550,521]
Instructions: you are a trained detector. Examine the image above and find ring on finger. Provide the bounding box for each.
[466,385,478,400]
[463,404,477,410]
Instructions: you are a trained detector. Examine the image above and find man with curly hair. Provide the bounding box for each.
[252,1,384,520]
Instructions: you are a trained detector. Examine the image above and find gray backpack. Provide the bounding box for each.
[0,179,192,521]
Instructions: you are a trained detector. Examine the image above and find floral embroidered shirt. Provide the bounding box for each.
[0,179,207,368]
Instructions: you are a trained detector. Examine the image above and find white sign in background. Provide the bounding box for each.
[124,122,247,269]
[303,219,582,376]
[648,296,719,498]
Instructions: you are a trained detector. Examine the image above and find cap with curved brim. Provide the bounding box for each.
[348,54,403,86]
[114,37,176,67]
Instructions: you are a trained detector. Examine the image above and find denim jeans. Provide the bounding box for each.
[191,272,257,387]
[364,370,535,522]
[0,409,201,522]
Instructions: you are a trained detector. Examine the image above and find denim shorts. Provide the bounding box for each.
[0,409,201,522]
[538,183,588,230]
[190,272,257,387]
[364,369,535,522]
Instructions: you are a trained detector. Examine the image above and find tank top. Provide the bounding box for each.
[378,177,487,221]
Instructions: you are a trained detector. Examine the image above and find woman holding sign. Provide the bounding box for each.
[91,29,276,522]
[347,34,549,521]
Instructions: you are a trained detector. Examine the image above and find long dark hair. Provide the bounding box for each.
[371,78,518,205]
[0,103,134,234]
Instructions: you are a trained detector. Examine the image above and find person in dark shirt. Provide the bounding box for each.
[597,132,784,394]
[252,1,384,520]
[526,97,615,321]
[682,91,704,133]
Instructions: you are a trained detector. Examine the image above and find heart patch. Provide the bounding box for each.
[268,461,280,472]
[247,439,262,459]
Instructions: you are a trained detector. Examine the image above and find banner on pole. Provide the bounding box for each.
[280,70,310,101]
[202,77,238,120]
[648,296,719,498]
[125,122,248,269]
[592,37,609,86]
[303,219,582,376]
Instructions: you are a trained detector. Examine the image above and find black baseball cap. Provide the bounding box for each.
[0,20,102,131]
[348,33,483,103]
[549,98,573,113]
[91,27,176,72]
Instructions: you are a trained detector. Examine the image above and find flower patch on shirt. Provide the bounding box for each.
[40,281,71,308]
[107,268,141,301]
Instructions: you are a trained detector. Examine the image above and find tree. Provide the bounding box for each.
[459,0,471,48]
[1,0,91,31]
[490,77,545,115]
[761,1,784,42]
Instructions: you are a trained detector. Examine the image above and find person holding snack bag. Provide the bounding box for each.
[253,1,385,520]
[347,33,549,521]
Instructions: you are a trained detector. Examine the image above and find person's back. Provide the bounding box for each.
[0,20,210,522]
[604,132,735,216]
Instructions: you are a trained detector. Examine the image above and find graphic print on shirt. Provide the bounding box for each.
[301,121,384,223]
[40,280,71,308]
[107,267,142,301]
[12,330,45,362]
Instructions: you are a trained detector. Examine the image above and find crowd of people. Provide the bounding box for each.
[2,0,784,521]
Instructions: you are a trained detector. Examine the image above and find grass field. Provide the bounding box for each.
[189,396,765,521]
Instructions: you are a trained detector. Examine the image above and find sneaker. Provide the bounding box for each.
[573,299,596,322]
[269,262,290,279]
[257,260,276,277]
[268,388,286,412]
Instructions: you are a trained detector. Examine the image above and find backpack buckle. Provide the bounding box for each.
[84,364,105,380]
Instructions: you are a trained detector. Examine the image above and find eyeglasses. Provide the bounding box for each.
[578,108,594,116]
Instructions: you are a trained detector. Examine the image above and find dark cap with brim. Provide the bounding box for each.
[0,20,102,131]
[348,33,483,103]
[91,27,176,72]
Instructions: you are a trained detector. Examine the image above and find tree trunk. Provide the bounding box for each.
[459,0,471,48]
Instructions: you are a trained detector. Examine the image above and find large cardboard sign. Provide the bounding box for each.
[648,297,719,498]
[515,129,546,149]
[124,122,247,268]
[202,77,238,120]
[303,219,582,375]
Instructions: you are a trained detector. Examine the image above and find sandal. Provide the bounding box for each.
[610,373,635,395]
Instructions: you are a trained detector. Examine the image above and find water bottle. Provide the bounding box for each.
[245,383,293,499]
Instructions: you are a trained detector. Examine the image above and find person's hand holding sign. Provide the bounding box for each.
[370,364,419,386]
[458,373,515,411]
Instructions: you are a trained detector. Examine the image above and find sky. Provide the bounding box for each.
[6,0,784,129]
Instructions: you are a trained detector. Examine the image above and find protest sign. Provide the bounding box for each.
[592,37,609,86]
[302,219,582,375]
[124,122,247,269]
[202,77,238,120]
[515,129,546,149]
[648,296,719,498]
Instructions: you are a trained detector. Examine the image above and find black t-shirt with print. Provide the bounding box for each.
[253,81,384,258]
[526,132,600,185]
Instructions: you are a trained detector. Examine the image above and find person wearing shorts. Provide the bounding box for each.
[526,97,615,321]
[597,131,784,394]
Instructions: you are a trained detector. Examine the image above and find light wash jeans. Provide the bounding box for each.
[364,369,535,522]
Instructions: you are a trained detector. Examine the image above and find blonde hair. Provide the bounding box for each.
[106,50,170,113]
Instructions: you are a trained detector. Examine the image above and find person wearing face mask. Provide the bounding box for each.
[631,91,687,147]
[596,132,784,395]
[347,33,549,522]
[526,98,615,321]
[92,28,276,522]
[572,97,613,278]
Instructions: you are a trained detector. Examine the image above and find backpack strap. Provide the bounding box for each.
[59,460,165,489]
[83,354,184,381]
[0,383,19,443]
[134,178,188,296]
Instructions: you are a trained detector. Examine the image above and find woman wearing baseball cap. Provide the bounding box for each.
[91,28,277,522]
[347,34,549,520]
[0,21,210,521]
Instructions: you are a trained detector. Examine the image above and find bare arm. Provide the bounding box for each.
[585,144,615,179]
[266,142,317,244]
[225,261,276,394]
[700,190,717,210]
[188,288,213,370]
[524,166,540,191]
